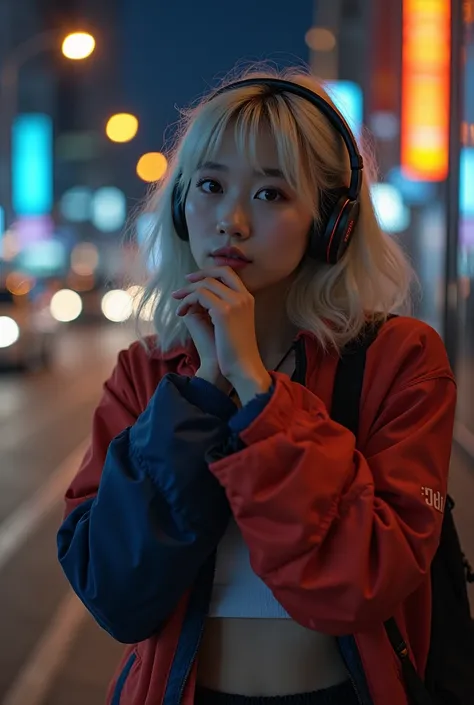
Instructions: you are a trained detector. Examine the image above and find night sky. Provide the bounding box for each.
[119,0,313,157]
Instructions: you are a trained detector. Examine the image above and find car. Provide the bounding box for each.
[0,288,58,371]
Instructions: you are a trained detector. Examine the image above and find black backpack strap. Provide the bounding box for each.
[331,319,386,433]
[331,315,435,705]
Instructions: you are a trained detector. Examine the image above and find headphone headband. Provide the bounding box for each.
[208,78,364,200]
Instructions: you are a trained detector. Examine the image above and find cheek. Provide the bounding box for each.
[184,198,204,232]
[184,198,210,255]
[267,212,311,262]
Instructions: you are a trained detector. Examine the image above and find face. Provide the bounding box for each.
[184,126,313,295]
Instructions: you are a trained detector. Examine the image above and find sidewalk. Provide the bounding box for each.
[448,442,474,608]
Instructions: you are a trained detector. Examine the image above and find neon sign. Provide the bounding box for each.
[401,0,451,181]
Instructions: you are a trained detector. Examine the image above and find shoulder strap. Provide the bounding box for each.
[330,319,386,435]
[331,315,434,704]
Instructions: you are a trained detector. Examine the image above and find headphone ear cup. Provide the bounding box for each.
[307,188,346,261]
[328,198,359,263]
[172,180,189,241]
[308,188,359,264]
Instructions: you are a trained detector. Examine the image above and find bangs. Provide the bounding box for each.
[178,90,316,212]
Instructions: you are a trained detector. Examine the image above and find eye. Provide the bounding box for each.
[196,178,222,194]
[255,188,285,202]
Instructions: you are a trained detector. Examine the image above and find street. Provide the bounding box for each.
[0,324,133,705]
[0,323,473,705]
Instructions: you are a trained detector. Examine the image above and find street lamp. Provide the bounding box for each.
[106,113,139,143]
[136,153,168,183]
[0,30,96,227]
[61,32,96,61]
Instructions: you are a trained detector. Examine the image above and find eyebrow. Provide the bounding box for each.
[197,160,285,179]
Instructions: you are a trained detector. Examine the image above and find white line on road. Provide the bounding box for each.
[0,375,99,452]
[0,439,89,572]
[2,590,86,705]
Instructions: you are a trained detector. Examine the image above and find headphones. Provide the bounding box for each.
[171,77,364,265]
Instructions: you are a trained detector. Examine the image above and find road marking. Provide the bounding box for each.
[2,590,86,705]
[0,439,89,572]
[0,376,99,451]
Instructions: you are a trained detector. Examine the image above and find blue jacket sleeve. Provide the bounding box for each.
[57,373,235,644]
[190,377,275,434]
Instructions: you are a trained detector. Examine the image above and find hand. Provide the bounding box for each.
[172,286,219,374]
[172,267,269,392]
[170,279,231,394]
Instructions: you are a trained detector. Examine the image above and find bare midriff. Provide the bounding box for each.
[196,618,349,696]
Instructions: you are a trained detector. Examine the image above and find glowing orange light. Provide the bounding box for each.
[401,0,451,181]
[136,152,168,182]
[6,272,34,296]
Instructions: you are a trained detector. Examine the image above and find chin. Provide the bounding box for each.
[240,273,275,294]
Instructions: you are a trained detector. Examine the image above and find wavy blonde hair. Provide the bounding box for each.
[135,64,416,352]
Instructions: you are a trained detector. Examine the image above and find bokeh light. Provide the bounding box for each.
[5,272,34,297]
[1,231,20,261]
[60,187,93,223]
[106,114,139,143]
[371,183,411,234]
[17,239,66,276]
[61,32,96,61]
[91,187,127,233]
[0,317,20,349]
[324,80,363,139]
[50,289,83,322]
[101,290,133,323]
[71,242,100,276]
[136,152,168,183]
[126,284,157,321]
[305,27,337,52]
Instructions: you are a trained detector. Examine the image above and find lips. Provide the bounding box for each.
[211,247,252,263]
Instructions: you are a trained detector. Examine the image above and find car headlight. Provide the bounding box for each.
[0,316,20,348]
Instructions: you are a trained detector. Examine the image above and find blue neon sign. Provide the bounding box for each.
[460,148,474,217]
[12,113,53,217]
[324,80,363,140]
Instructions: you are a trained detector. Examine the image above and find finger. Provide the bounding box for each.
[175,291,199,316]
[171,289,189,300]
[186,266,245,292]
[176,293,214,318]
[174,277,238,303]
[175,288,223,317]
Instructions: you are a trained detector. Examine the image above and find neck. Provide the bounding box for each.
[253,284,299,369]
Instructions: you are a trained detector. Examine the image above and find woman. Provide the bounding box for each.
[57,67,456,705]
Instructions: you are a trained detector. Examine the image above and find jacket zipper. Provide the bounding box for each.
[338,635,374,705]
[111,651,137,705]
[177,622,206,705]
[177,554,217,704]
[346,667,363,705]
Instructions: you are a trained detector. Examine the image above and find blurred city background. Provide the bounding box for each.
[0,0,473,703]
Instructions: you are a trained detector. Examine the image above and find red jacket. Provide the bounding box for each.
[58,316,456,705]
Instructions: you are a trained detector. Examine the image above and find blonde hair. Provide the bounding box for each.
[134,64,416,353]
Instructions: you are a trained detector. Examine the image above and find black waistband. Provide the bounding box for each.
[194,680,358,705]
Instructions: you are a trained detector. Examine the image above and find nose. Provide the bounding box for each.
[216,203,251,239]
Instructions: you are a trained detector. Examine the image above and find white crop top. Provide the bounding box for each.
[208,517,291,618]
